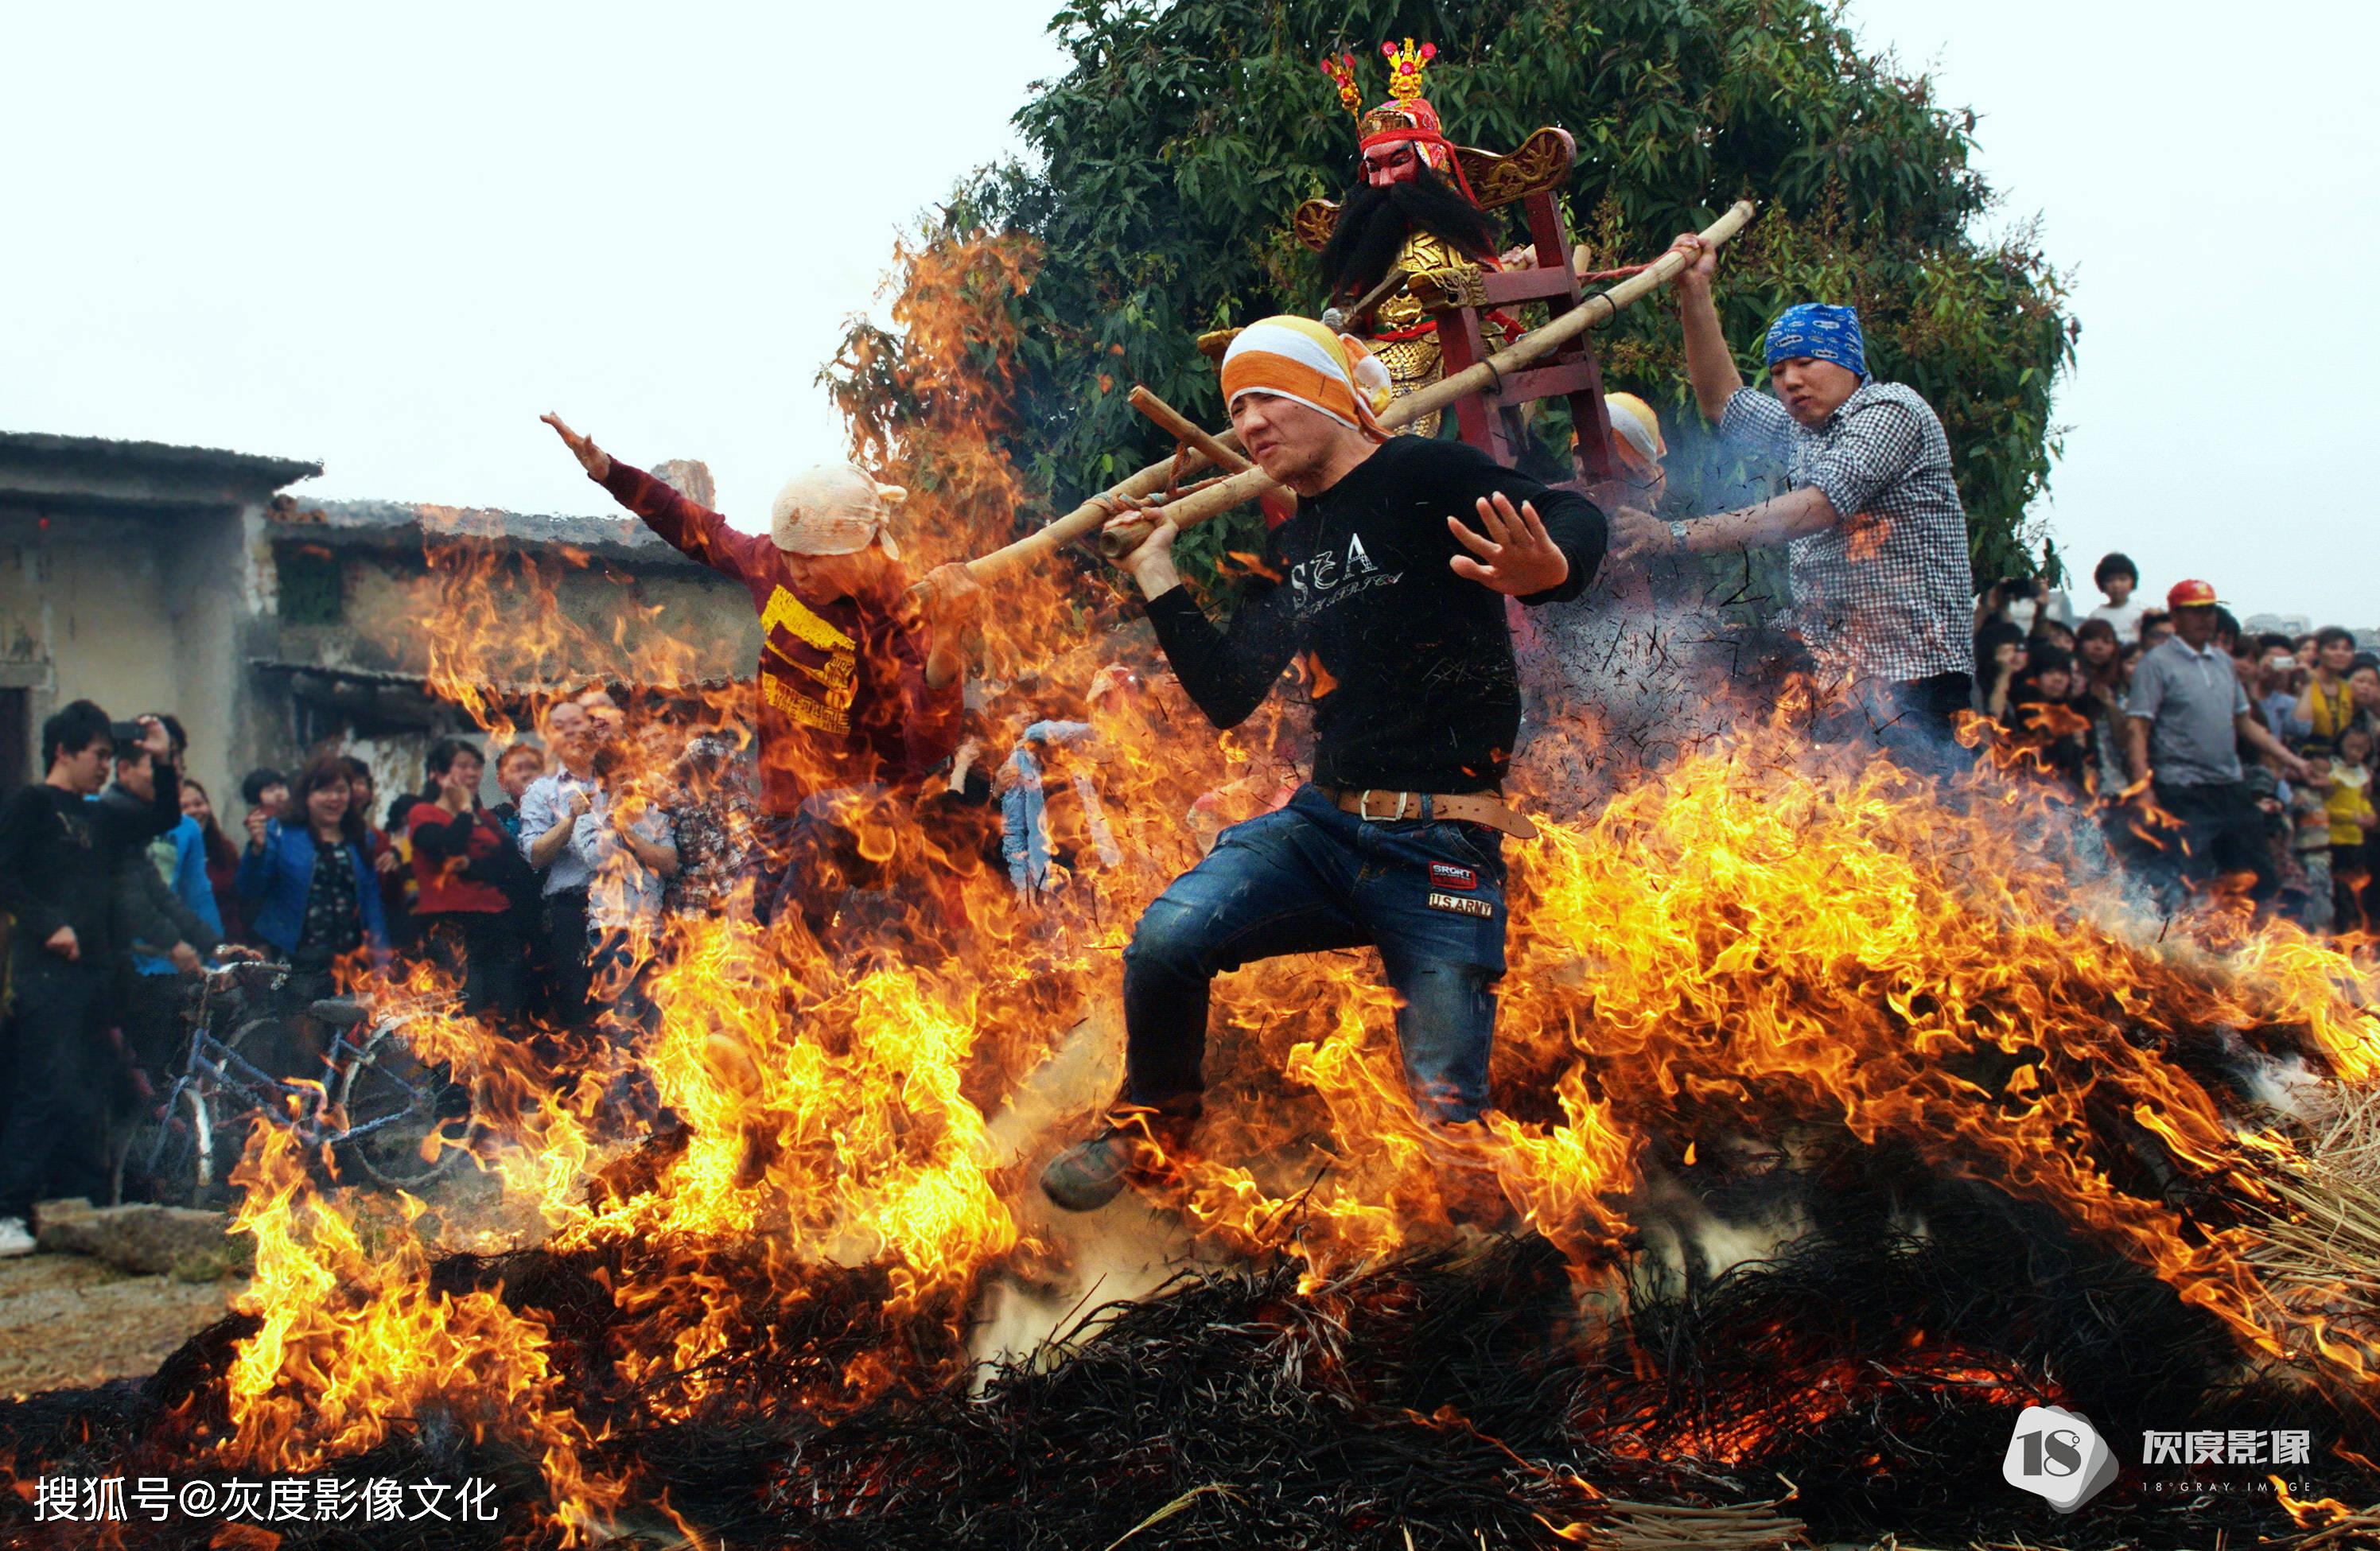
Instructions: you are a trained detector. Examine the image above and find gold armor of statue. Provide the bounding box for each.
[1366,230,1479,437]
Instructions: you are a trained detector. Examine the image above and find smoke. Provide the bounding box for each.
[971,1009,1215,1371]
[1509,588,1802,812]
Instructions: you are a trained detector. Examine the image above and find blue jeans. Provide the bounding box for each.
[1122,784,1507,1123]
[1815,671,1975,782]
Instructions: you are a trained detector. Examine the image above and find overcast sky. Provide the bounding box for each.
[5,2,2374,628]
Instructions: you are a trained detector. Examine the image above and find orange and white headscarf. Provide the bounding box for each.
[1221,316,1394,441]
[1603,392,1667,488]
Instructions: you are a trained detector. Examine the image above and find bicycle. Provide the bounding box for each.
[116,960,481,1207]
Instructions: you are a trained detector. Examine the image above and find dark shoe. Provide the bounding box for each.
[1420,1118,1521,1232]
[1039,1108,1196,1213]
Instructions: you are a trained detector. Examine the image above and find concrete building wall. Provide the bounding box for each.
[0,511,210,791]
[228,535,759,821]
[331,550,756,686]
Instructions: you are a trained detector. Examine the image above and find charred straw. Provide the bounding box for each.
[6,1214,2371,1550]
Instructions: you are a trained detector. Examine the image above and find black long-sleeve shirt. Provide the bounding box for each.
[1145,436,1604,794]
[0,767,181,962]
[99,784,220,959]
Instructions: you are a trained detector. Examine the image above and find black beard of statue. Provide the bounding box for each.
[1318,160,1499,304]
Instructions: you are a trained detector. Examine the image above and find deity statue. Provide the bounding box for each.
[1297,41,1507,437]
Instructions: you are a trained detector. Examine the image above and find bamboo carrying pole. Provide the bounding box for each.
[1126,386,1251,476]
[959,198,1756,581]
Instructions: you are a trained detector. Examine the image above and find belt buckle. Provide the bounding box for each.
[1355,788,1410,822]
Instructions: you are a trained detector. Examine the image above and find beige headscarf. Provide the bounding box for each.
[768,463,906,558]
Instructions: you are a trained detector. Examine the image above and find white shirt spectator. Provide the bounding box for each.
[516,771,602,897]
[2087,598,2147,643]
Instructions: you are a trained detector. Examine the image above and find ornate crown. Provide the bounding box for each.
[1382,37,1435,100]
[1319,51,1363,118]
[1316,38,1456,177]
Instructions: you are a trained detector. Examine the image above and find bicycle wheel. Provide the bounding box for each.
[115,1086,216,1208]
[332,1020,477,1191]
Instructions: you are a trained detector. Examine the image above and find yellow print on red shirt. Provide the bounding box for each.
[760,586,857,733]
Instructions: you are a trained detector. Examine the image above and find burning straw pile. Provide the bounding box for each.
[2,1198,2372,1549]
[6,702,2380,1549]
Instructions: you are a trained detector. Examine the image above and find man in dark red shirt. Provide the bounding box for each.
[541,414,976,927]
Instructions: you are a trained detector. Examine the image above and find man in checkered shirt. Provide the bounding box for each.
[1611,235,1976,772]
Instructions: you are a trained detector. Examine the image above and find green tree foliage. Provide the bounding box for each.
[829,0,2075,596]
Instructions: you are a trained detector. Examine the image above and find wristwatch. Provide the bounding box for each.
[1666,519,1692,554]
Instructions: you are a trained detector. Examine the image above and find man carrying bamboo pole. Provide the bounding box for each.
[1608,236,1976,774]
[1039,316,1605,1213]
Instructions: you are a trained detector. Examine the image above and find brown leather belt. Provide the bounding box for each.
[1320,785,1540,841]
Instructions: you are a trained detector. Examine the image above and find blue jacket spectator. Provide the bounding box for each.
[239,818,388,962]
[237,758,392,970]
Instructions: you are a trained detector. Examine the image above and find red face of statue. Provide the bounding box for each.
[1359,138,1422,187]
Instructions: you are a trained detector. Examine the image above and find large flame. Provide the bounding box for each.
[169,232,2380,1534]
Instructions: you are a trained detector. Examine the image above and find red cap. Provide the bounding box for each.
[2166,578,2222,609]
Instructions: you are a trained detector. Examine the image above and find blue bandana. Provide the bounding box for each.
[1764,303,1867,380]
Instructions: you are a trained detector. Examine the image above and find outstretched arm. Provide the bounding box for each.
[2236,710,2314,783]
[542,412,765,581]
[1609,486,1839,564]
[541,412,611,481]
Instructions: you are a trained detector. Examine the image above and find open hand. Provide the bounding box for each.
[1448,492,1568,597]
[541,413,612,481]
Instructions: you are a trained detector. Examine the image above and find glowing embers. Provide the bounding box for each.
[183,715,2380,1541]
[219,1125,624,1543]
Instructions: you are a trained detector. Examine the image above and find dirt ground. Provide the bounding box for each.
[0,1252,243,1398]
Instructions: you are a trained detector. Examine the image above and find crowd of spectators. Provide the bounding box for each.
[0,536,2365,1255]
[0,658,1213,1253]
[1976,552,2378,929]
